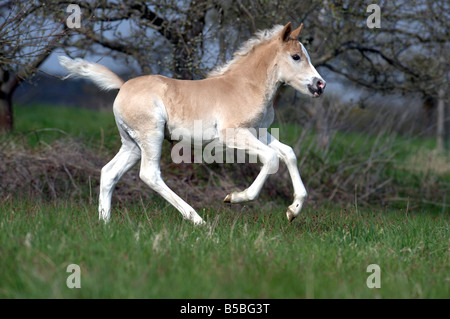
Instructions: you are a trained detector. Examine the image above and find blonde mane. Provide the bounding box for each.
[208,25,284,78]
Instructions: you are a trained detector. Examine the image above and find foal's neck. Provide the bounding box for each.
[225,40,281,106]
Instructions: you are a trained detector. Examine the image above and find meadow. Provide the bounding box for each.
[0,104,448,298]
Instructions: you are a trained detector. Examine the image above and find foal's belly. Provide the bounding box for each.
[166,118,220,147]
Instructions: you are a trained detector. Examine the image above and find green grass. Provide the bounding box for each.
[12,104,119,149]
[1,104,448,299]
[0,199,447,298]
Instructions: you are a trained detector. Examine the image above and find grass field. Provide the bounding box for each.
[1,199,448,298]
[0,104,448,298]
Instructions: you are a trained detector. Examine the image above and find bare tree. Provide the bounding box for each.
[1,0,213,132]
[53,0,212,79]
[0,0,68,132]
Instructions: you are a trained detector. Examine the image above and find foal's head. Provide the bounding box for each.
[276,23,326,97]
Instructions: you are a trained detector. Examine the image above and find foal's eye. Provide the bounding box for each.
[292,54,301,61]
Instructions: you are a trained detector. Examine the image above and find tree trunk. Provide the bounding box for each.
[0,96,13,133]
[0,70,19,133]
[172,44,195,80]
[436,87,447,152]
[171,0,208,80]
[314,99,330,151]
[446,95,450,151]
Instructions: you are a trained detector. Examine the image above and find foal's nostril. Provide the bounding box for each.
[308,77,326,96]
[317,80,323,89]
[316,78,326,90]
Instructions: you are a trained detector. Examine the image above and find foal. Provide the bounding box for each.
[59,22,326,225]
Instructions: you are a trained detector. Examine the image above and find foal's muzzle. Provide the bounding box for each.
[308,77,326,97]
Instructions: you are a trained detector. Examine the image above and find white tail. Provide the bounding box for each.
[58,56,124,91]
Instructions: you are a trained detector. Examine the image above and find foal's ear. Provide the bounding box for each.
[290,23,304,39]
[281,22,292,42]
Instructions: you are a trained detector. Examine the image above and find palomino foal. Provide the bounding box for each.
[59,22,326,225]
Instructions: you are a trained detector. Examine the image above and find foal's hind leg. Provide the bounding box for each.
[98,134,141,221]
[137,127,205,225]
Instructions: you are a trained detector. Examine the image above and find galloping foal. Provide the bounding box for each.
[59,22,326,225]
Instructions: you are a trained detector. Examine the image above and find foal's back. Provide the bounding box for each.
[114,74,268,137]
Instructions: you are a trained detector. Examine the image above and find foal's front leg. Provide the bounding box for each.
[266,133,307,222]
[222,128,279,203]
